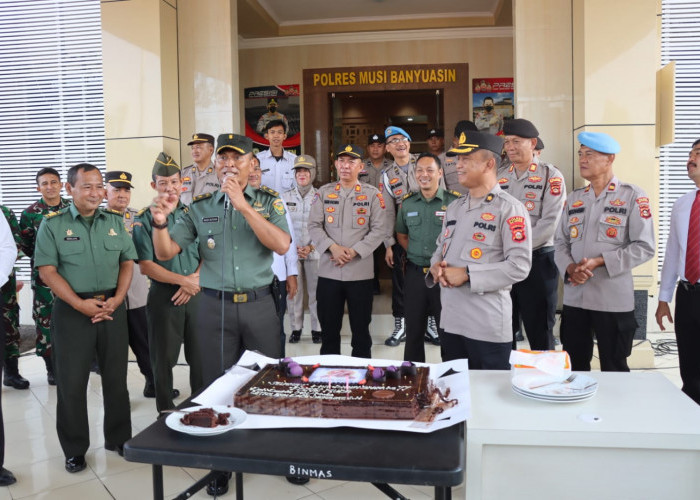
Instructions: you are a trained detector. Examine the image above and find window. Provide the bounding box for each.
[0,0,105,278]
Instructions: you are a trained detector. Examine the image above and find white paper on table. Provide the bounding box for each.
[192,350,470,434]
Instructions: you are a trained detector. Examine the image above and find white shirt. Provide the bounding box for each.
[271,198,298,281]
[0,215,18,287]
[258,149,297,194]
[659,187,700,302]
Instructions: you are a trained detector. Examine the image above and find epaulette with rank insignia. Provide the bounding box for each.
[192,193,213,203]
[45,210,61,219]
[136,207,149,217]
[260,185,279,197]
[401,191,416,202]
[104,208,123,216]
[182,206,190,214]
[448,190,462,197]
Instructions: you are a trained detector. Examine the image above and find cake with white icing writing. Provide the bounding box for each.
[234,358,455,420]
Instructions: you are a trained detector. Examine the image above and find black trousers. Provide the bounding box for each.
[510,249,558,350]
[674,284,700,405]
[560,305,637,372]
[404,263,443,362]
[317,277,373,358]
[277,279,287,356]
[390,243,406,318]
[126,305,153,383]
[441,331,511,370]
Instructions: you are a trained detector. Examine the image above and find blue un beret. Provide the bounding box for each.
[578,131,620,154]
[384,126,412,142]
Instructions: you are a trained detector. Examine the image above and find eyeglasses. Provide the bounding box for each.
[387,137,409,145]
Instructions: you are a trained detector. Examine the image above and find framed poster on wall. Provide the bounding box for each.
[244,84,301,154]
[472,78,514,135]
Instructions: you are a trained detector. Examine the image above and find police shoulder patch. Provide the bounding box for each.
[260,185,280,197]
[192,192,213,203]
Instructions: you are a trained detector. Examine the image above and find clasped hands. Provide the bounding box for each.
[429,260,469,288]
[565,256,604,286]
[79,297,120,324]
[329,244,357,267]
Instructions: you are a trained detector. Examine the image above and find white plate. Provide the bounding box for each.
[512,385,597,403]
[512,373,598,397]
[165,406,246,436]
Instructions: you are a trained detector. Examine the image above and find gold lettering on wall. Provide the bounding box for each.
[311,67,457,87]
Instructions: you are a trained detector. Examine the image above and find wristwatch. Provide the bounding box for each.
[151,219,168,230]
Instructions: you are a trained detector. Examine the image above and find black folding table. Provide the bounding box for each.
[124,417,465,500]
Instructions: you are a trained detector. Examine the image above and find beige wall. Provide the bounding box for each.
[101,0,180,210]
[514,0,658,290]
[238,36,514,147]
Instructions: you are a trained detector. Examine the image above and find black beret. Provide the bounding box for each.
[503,118,539,138]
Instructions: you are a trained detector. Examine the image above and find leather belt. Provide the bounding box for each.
[533,245,554,257]
[76,289,116,301]
[406,261,430,274]
[203,286,272,303]
[679,280,700,292]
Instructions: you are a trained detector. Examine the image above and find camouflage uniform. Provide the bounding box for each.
[0,206,21,359]
[19,197,71,356]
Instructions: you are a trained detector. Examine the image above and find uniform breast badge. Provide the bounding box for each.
[207,237,216,249]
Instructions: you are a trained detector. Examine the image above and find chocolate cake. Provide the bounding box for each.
[180,407,231,428]
[234,359,452,420]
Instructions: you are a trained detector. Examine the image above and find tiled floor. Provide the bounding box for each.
[0,299,686,499]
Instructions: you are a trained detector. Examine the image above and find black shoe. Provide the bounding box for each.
[311,330,322,344]
[104,442,124,457]
[172,388,180,399]
[515,330,525,342]
[0,467,16,486]
[143,380,155,398]
[65,455,86,473]
[206,471,231,496]
[47,371,56,386]
[286,475,310,485]
[384,317,406,346]
[3,371,30,390]
[289,330,301,343]
[3,357,30,389]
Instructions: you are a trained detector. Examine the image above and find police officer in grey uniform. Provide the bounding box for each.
[180,133,220,205]
[381,126,445,346]
[554,132,655,372]
[360,133,390,188]
[428,131,532,370]
[104,171,157,398]
[309,144,388,358]
[499,119,566,350]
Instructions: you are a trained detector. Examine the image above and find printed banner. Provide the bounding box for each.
[472,78,514,135]
[244,84,301,154]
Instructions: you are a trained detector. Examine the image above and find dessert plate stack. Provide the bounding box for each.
[511,373,598,403]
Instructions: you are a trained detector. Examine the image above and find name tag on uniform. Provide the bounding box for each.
[64,236,80,241]
[407,211,418,217]
[435,211,445,218]
[261,168,270,173]
[202,216,219,223]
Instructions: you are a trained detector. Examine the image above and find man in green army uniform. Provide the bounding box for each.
[395,153,461,362]
[0,205,28,389]
[35,163,136,474]
[133,154,203,414]
[19,167,71,384]
[150,134,290,496]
